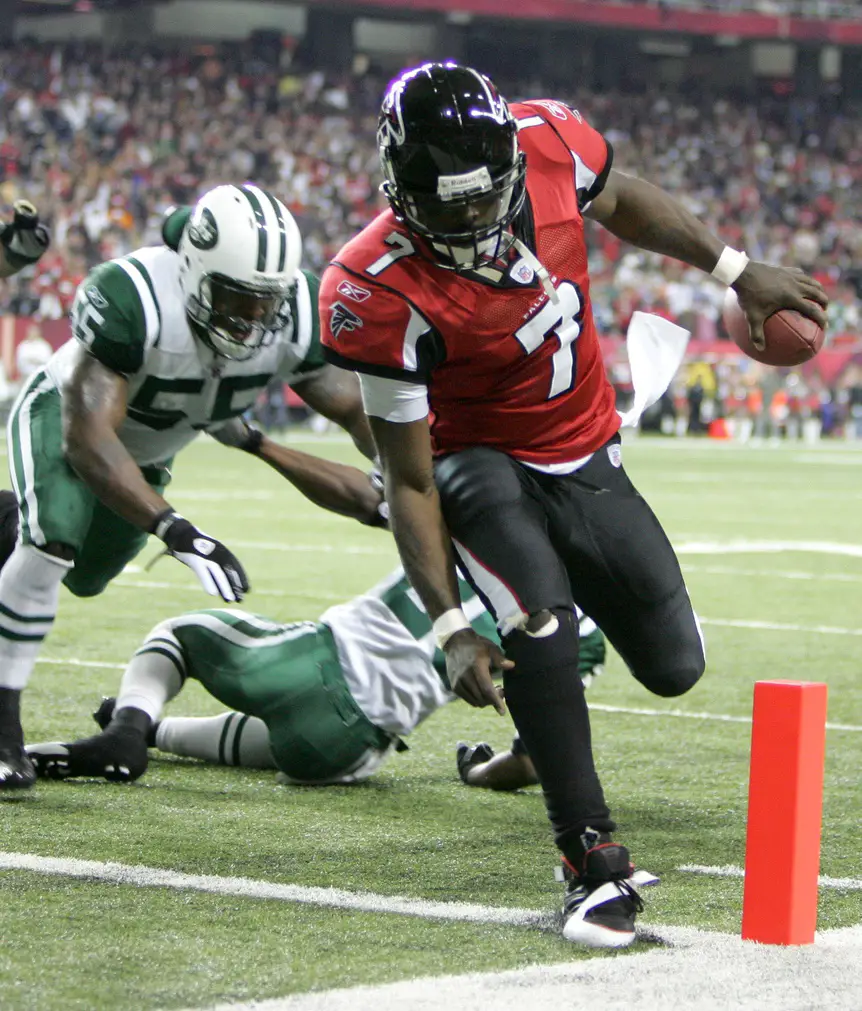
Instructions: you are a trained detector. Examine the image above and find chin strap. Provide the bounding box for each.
[511,237,559,304]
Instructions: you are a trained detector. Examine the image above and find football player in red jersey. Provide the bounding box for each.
[319,63,828,948]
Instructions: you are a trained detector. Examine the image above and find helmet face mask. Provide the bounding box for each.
[178,184,302,362]
[378,63,527,272]
[187,273,292,362]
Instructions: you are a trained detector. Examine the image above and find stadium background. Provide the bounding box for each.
[1,4,861,1009]
[0,0,861,440]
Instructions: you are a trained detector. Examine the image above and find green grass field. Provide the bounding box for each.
[2,433,861,1010]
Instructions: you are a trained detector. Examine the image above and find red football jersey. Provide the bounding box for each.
[320,100,620,467]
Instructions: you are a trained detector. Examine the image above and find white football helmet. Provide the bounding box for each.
[178,184,302,361]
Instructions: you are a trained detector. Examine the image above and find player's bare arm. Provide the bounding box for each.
[586,168,828,349]
[209,417,386,525]
[370,415,510,714]
[0,200,50,278]
[291,366,376,461]
[62,346,172,531]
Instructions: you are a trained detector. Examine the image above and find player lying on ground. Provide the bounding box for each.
[25,570,605,784]
[0,186,379,792]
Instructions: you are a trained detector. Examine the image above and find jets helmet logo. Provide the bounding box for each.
[329,301,364,339]
[187,207,219,250]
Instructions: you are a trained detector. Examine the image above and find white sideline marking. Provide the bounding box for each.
[679,865,862,890]
[588,703,862,734]
[188,925,862,1011]
[0,851,547,928]
[677,539,862,558]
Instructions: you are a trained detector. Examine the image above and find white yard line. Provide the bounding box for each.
[0,851,547,927]
[28,658,862,732]
[677,539,862,558]
[700,616,862,637]
[112,577,347,601]
[678,865,862,890]
[587,703,862,734]
[682,564,862,585]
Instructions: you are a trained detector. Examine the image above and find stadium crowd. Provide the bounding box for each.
[0,40,860,435]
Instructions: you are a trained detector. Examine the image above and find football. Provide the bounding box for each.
[722,289,825,366]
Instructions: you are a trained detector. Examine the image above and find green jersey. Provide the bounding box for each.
[45,246,325,467]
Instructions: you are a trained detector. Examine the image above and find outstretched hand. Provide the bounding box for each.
[444,629,512,716]
[732,262,828,351]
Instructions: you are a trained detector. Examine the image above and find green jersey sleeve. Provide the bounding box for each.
[279,269,327,381]
[70,258,158,376]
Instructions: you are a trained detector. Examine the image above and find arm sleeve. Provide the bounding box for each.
[358,374,429,423]
[319,263,442,384]
[69,260,153,376]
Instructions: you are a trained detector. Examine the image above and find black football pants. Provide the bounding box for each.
[434,435,705,859]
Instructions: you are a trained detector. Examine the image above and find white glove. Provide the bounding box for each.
[152,510,249,602]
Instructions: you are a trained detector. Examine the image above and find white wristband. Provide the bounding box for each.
[433,608,471,650]
[711,246,750,286]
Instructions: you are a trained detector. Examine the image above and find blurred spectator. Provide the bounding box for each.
[15,322,52,386]
[0,40,858,341]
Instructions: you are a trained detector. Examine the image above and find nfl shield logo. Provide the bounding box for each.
[509,259,535,285]
[607,444,622,468]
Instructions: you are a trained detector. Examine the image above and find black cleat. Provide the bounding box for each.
[560,828,653,948]
[92,697,116,730]
[0,744,37,791]
[455,741,495,784]
[26,727,149,783]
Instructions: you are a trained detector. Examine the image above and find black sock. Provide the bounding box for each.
[111,706,154,742]
[0,687,24,746]
[502,608,615,864]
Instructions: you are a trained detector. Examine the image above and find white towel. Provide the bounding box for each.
[618,311,691,429]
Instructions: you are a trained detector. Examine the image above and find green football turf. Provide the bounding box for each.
[1,433,860,1010]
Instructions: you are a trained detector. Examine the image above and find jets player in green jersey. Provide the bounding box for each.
[25,568,606,786]
[0,184,377,792]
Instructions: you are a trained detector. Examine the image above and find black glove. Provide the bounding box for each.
[0,200,50,270]
[152,510,249,602]
[207,417,264,455]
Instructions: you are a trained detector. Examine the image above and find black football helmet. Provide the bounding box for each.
[378,62,527,271]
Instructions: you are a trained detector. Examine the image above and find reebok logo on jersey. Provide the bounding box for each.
[193,538,216,556]
[329,301,363,338]
[337,280,372,303]
[86,286,109,309]
[532,100,569,121]
[607,444,622,468]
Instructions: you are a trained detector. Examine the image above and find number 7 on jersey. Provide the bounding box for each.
[513,281,584,401]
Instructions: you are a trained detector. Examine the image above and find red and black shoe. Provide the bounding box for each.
[560,828,656,948]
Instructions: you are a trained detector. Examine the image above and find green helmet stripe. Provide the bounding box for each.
[261,189,288,272]
[238,184,268,272]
